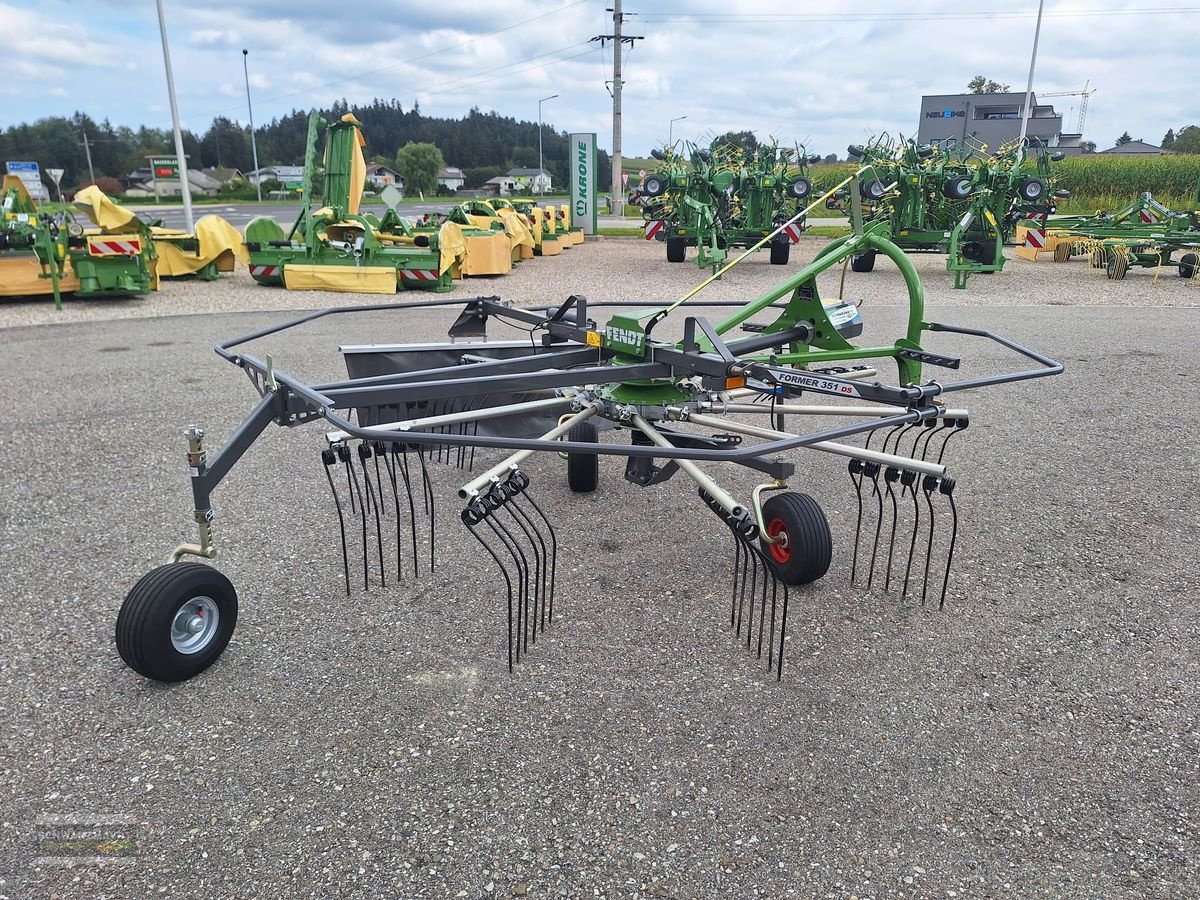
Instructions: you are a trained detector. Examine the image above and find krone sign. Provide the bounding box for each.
[568,132,597,235]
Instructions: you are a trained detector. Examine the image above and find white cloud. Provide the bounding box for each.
[6,0,1200,155]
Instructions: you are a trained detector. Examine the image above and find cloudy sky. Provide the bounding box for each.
[7,0,1199,156]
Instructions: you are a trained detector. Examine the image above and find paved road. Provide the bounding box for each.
[2,299,1198,897]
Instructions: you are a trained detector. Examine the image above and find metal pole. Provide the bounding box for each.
[669,114,687,148]
[155,0,194,233]
[1017,0,1046,146]
[243,49,262,202]
[81,131,95,185]
[538,94,558,196]
[610,0,623,217]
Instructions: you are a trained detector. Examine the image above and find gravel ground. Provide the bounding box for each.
[1,240,1198,899]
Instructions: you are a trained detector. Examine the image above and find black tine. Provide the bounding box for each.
[434,400,448,465]
[729,520,744,626]
[415,447,436,571]
[483,512,527,664]
[321,450,351,597]
[396,445,421,577]
[935,418,968,466]
[486,504,530,657]
[462,509,515,671]
[359,445,386,589]
[736,525,753,637]
[765,557,781,670]
[373,444,387,519]
[343,445,369,591]
[882,468,901,592]
[756,548,770,658]
[866,467,885,589]
[521,488,558,625]
[381,448,405,582]
[775,564,791,680]
[938,488,959,610]
[501,501,543,645]
[509,493,550,633]
[901,470,922,601]
[344,447,356,514]
[849,459,866,583]
[920,478,937,606]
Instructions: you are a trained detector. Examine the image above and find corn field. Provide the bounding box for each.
[806,155,1200,213]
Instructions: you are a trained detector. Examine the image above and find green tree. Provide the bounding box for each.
[714,130,759,156]
[1171,126,1200,153]
[1115,131,1133,146]
[968,75,1011,94]
[395,141,444,196]
[1080,140,1097,154]
[1162,128,1176,150]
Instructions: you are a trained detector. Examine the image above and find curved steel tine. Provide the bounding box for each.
[520,488,558,625]
[775,569,791,680]
[484,512,529,662]
[321,453,351,597]
[359,446,386,589]
[373,445,389,522]
[939,491,959,609]
[464,513,516,671]
[380,447,405,582]
[848,428,879,583]
[866,423,906,589]
[920,480,937,606]
[416,447,436,571]
[729,520,746,627]
[501,500,544,645]
[755,545,771,658]
[396,445,421,577]
[343,446,369,591]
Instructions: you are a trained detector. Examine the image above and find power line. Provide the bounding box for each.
[639,6,1200,21]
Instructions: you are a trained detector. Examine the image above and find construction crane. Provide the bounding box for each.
[1038,81,1097,134]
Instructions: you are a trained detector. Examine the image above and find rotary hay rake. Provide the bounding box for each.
[114,225,1062,684]
[835,135,1067,288]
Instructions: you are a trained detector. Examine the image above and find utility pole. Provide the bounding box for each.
[593,3,642,216]
[80,130,96,185]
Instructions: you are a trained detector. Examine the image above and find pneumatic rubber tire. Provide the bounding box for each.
[850,250,876,273]
[1106,251,1128,281]
[942,176,972,200]
[566,421,599,493]
[666,237,686,263]
[1019,177,1047,202]
[769,240,790,265]
[760,492,833,585]
[1053,241,1071,263]
[788,177,812,200]
[116,563,238,682]
[1178,252,1198,279]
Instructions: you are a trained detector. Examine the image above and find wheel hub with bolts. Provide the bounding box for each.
[170,596,220,654]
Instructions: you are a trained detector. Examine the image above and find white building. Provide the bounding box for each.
[438,166,466,191]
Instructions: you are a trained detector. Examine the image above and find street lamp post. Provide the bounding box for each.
[243,49,263,202]
[669,115,687,148]
[538,93,558,195]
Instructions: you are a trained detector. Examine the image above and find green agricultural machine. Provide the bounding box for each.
[1045,188,1200,281]
[245,113,456,294]
[639,139,817,271]
[0,175,154,309]
[834,136,1066,288]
